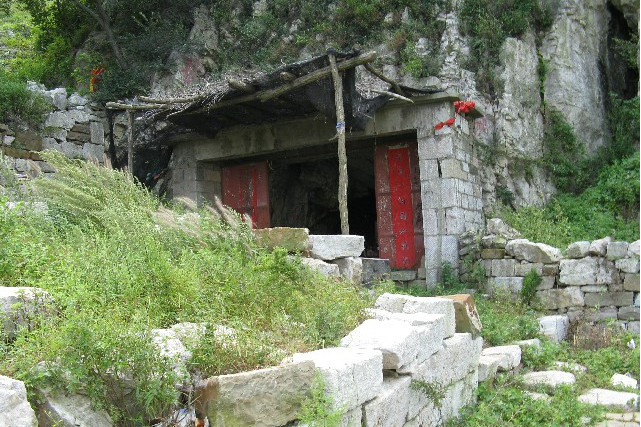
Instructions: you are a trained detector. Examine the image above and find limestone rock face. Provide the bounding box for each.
[309,235,365,260]
[505,239,562,263]
[541,0,609,153]
[0,376,37,427]
[204,361,316,427]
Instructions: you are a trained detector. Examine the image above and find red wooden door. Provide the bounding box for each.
[374,143,423,269]
[222,161,270,229]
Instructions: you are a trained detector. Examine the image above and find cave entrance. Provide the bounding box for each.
[268,141,379,256]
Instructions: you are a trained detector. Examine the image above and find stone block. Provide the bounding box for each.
[491,259,516,277]
[538,276,555,290]
[395,296,456,337]
[514,262,543,277]
[299,258,340,277]
[584,292,633,308]
[0,287,53,340]
[536,288,584,310]
[68,92,88,107]
[13,131,43,151]
[481,234,507,249]
[505,239,562,263]
[60,140,83,159]
[623,274,640,291]
[628,240,640,257]
[636,293,640,307]
[481,248,506,259]
[616,257,640,274]
[82,142,104,161]
[340,319,444,370]
[202,361,315,426]
[44,87,67,110]
[362,258,391,283]
[566,241,590,259]
[389,270,417,282]
[611,374,637,389]
[552,361,587,373]
[45,111,75,130]
[254,227,310,252]
[419,159,439,181]
[560,257,615,286]
[486,277,523,296]
[291,347,383,411]
[618,306,639,321]
[582,285,608,292]
[340,406,361,427]
[417,267,426,279]
[309,235,364,260]
[0,376,37,427]
[332,257,363,284]
[589,237,611,256]
[578,389,639,411]
[36,389,112,427]
[627,321,640,333]
[89,121,105,146]
[542,264,559,276]
[445,207,465,234]
[607,242,629,260]
[585,307,619,322]
[486,218,521,240]
[440,294,482,337]
[538,315,569,343]
[514,338,542,349]
[410,334,482,385]
[362,376,411,427]
[481,345,521,371]
[522,371,575,388]
[478,354,502,382]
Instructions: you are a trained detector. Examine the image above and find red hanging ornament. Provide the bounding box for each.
[434,122,445,130]
[445,118,456,127]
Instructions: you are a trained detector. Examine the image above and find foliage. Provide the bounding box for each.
[411,379,446,408]
[0,71,51,125]
[475,296,540,346]
[613,34,639,70]
[459,0,556,96]
[0,152,368,424]
[520,269,540,306]
[298,373,343,427]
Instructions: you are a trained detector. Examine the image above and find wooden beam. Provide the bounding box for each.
[363,63,406,96]
[105,101,167,110]
[371,89,414,103]
[139,95,205,104]
[258,51,377,103]
[127,110,134,174]
[329,53,349,235]
[228,79,255,93]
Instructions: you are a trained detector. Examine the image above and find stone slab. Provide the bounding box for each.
[254,227,310,252]
[618,306,639,321]
[478,354,502,382]
[481,345,521,371]
[440,294,482,337]
[611,374,638,389]
[362,258,391,283]
[585,292,633,308]
[309,235,364,260]
[362,376,411,427]
[560,257,615,286]
[0,376,37,427]
[538,315,569,343]
[375,293,456,337]
[36,389,112,427]
[299,258,340,277]
[578,388,639,411]
[332,257,363,284]
[537,288,584,310]
[410,334,482,385]
[522,371,576,388]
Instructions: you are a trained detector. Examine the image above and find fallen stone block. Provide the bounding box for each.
[481,345,521,371]
[441,294,482,337]
[253,227,310,252]
[578,388,639,411]
[505,239,562,264]
[36,389,112,427]
[538,315,569,343]
[0,376,37,427]
[0,286,54,340]
[409,333,482,384]
[199,361,316,427]
[332,257,363,284]
[361,258,391,283]
[340,319,444,370]
[309,235,364,261]
[291,347,382,411]
[299,258,340,277]
[522,371,576,388]
[611,374,638,389]
[566,241,590,259]
[514,338,541,349]
[362,376,411,427]
[478,354,503,382]
[536,288,584,310]
[375,293,456,337]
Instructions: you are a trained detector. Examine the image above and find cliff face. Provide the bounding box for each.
[149,0,638,211]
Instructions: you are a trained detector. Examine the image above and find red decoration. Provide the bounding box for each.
[387,147,416,268]
[454,100,476,114]
[90,66,105,93]
[434,122,445,130]
[445,118,456,127]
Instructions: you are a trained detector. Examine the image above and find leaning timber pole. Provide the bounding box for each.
[328,53,349,235]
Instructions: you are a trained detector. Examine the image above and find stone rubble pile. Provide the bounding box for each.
[463,219,640,334]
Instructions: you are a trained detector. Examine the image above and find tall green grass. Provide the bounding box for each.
[0,152,368,425]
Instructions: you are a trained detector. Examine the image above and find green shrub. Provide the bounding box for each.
[0,72,50,125]
[520,269,541,306]
[475,296,540,346]
[298,373,343,427]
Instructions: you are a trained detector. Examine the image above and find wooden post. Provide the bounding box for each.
[329,53,349,235]
[127,110,134,174]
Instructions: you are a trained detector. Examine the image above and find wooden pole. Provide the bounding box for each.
[127,110,134,174]
[329,53,349,235]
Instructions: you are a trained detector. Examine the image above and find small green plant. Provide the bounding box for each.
[520,269,541,306]
[298,373,343,427]
[475,296,540,346]
[411,379,446,408]
[0,72,51,125]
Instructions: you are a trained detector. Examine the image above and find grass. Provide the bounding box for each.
[0,152,369,425]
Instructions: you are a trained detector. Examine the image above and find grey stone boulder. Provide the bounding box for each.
[589,237,612,256]
[299,257,340,277]
[628,240,640,257]
[616,257,640,274]
[361,258,391,283]
[538,315,569,342]
[611,374,638,389]
[607,242,630,260]
[36,389,113,427]
[0,376,37,427]
[44,111,75,130]
[309,235,364,260]
[578,388,639,411]
[68,93,88,107]
[253,227,310,252]
[332,257,363,284]
[44,88,68,111]
[291,347,382,411]
[505,239,562,264]
[0,286,54,340]
[522,371,576,388]
[566,241,590,259]
[199,361,316,426]
[481,345,521,371]
[486,218,521,240]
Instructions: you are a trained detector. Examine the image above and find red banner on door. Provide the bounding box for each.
[387,147,416,268]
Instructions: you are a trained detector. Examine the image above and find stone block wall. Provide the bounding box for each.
[1,83,107,179]
[418,112,484,284]
[460,227,640,333]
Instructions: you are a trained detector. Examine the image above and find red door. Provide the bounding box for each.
[374,143,423,269]
[221,161,270,228]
